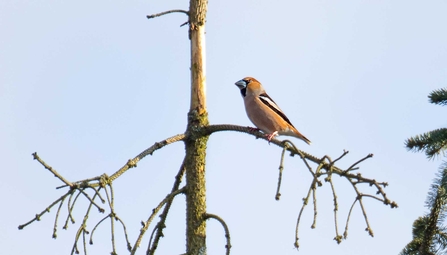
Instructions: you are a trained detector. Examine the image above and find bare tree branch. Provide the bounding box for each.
[71,191,99,255]
[205,213,232,255]
[52,195,67,238]
[275,145,287,200]
[147,159,187,255]
[146,9,189,19]
[344,153,374,173]
[21,124,398,253]
[131,187,186,255]
[18,191,73,230]
[109,133,186,183]
[32,152,73,187]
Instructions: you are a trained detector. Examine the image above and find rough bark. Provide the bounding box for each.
[185,0,208,254]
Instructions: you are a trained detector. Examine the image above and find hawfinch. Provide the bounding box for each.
[235,77,311,145]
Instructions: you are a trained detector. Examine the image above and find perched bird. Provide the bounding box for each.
[235,77,311,145]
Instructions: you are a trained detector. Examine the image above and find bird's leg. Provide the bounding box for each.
[266,131,278,144]
[247,126,261,133]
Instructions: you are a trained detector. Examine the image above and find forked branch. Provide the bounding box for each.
[272,140,397,249]
[19,133,186,255]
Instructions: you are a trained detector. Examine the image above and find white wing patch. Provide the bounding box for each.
[258,94,283,113]
[258,93,295,128]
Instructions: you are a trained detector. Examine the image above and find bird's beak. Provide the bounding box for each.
[235,80,247,89]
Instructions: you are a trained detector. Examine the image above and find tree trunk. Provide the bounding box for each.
[185,0,208,254]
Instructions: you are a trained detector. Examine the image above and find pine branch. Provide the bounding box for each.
[405,128,447,159]
[399,237,423,255]
[420,163,447,254]
[421,187,444,254]
[404,164,447,255]
[429,88,447,106]
[413,216,429,238]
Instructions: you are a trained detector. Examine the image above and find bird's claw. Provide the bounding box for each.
[265,131,278,144]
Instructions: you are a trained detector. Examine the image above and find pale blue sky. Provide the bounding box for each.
[2,1,447,254]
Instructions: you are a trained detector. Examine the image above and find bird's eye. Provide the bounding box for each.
[244,79,250,84]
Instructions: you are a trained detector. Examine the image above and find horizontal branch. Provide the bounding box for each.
[204,124,351,174]
[204,125,396,202]
[205,124,398,248]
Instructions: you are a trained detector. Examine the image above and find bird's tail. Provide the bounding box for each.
[292,129,311,145]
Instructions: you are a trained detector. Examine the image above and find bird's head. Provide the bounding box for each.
[235,77,257,89]
[235,77,261,97]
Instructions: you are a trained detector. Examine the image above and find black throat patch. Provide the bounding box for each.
[240,88,247,97]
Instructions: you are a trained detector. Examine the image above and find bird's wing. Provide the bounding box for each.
[258,92,295,128]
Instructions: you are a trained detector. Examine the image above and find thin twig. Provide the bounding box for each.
[331,150,349,165]
[87,186,105,204]
[104,185,113,212]
[108,133,186,183]
[358,197,374,237]
[361,194,389,203]
[71,190,97,254]
[147,226,159,255]
[131,187,186,255]
[116,216,132,252]
[78,188,105,213]
[111,212,117,255]
[147,9,189,19]
[344,199,358,239]
[32,152,73,187]
[90,214,110,244]
[18,191,73,230]
[328,179,342,243]
[275,145,287,200]
[52,196,66,239]
[57,175,102,189]
[205,213,232,255]
[71,192,98,255]
[311,188,317,229]
[295,149,316,179]
[64,190,82,229]
[347,178,374,237]
[82,227,88,255]
[344,153,374,172]
[108,183,117,255]
[148,159,187,255]
[295,178,316,249]
[65,190,76,227]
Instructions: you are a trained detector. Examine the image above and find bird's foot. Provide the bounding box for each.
[265,131,278,144]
